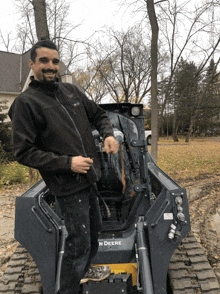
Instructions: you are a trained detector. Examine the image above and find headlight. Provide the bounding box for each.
[175,196,183,206]
[131,106,140,116]
[177,212,185,222]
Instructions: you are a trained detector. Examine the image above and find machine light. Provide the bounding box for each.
[177,212,185,222]
[131,106,140,116]
[175,196,183,206]
[177,206,183,212]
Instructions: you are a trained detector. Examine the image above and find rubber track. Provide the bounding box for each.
[0,233,220,294]
[0,245,42,294]
[169,232,220,294]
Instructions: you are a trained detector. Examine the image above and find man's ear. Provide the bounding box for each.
[29,59,34,69]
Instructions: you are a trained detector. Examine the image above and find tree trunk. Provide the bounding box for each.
[172,129,179,142]
[172,111,179,142]
[32,0,50,41]
[185,116,195,142]
[146,0,159,162]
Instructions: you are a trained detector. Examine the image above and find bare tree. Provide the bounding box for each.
[125,0,220,146]
[31,0,50,41]
[15,0,40,50]
[85,27,152,104]
[7,0,82,70]
[0,31,15,52]
[74,65,107,103]
[146,0,160,162]
[156,0,220,141]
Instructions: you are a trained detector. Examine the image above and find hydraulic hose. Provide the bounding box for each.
[55,222,68,294]
[136,218,154,294]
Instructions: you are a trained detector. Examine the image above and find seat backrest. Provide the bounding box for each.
[95,112,139,201]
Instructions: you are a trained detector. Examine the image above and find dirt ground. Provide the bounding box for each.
[183,174,220,282]
[0,177,220,282]
[0,184,32,279]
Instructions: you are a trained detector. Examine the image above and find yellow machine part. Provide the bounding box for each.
[95,263,138,285]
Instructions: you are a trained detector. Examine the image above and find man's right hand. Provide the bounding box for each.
[71,156,93,173]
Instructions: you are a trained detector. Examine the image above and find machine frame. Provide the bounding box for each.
[14,103,191,294]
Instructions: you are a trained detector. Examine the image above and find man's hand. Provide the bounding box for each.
[104,136,119,154]
[71,156,93,173]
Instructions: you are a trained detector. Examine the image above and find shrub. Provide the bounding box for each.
[0,122,13,161]
[0,162,41,186]
[0,141,7,165]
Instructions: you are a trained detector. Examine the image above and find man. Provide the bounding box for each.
[8,40,119,294]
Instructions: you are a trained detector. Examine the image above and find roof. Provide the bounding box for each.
[0,51,24,92]
[0,49,77,93]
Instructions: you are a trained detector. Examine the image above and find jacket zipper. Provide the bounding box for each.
[55,94,99,181]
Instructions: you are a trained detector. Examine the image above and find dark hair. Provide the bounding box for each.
[30,40,58,62]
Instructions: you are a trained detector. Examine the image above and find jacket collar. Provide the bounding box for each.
[29,76,59,96]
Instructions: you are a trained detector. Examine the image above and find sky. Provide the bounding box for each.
[0,0,140,52]
[0,0,19,47]
[0,0,217,69]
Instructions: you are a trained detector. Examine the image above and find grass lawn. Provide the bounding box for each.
[154,137,220,181]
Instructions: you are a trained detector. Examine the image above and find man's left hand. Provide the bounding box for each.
[104,136,119,154]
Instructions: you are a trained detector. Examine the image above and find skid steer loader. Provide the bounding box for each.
[14,103,191,294]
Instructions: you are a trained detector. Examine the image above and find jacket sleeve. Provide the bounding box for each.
[8,97,72,174]
[75,87,114,140]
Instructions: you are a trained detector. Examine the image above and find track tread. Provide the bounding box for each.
[0,245,42,294]
[1,233,219,293]
[169,232,220,294]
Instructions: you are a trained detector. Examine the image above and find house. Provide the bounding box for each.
[0,49,81,122]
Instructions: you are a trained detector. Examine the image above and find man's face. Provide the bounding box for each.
[29,47,60,82]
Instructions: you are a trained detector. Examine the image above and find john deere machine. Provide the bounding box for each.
[13,103,192,294]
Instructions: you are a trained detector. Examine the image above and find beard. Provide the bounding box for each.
[42,69,58,82]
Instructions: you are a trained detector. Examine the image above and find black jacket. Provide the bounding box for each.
[8,78,114,196]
